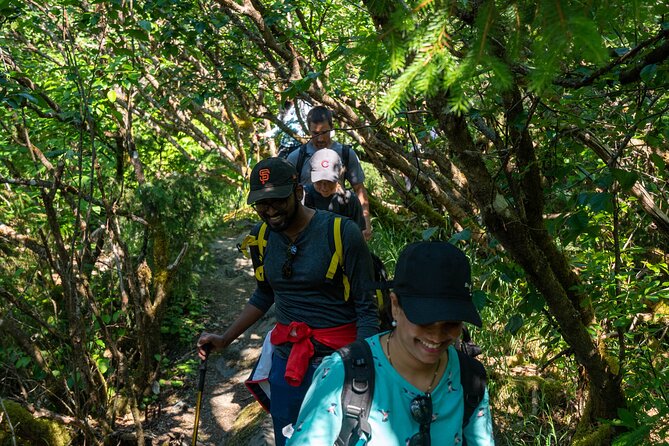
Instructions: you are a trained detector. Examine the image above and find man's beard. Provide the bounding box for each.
[263,198,298,232]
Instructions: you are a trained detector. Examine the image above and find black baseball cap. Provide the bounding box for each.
[247,157,299,205]
[392,241,482,327]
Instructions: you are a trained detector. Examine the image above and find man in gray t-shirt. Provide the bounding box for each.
[197,157,377,446]
[286,106,372,241]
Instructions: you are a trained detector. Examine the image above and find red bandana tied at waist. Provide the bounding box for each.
[270,321,356,386]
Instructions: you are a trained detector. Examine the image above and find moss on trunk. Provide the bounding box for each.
[0,400,72,446]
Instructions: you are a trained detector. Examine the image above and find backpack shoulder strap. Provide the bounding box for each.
[295,144,309,181]
[336,340,375,446]
[239,222,270,285]
[459,326,483,358]
[342,144,351,167]
[341,144,352,180]
[325,216,350,300]
[304,186,315,209]
[457,349,487,434]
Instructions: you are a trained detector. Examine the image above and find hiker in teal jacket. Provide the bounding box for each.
[286,242,495,446]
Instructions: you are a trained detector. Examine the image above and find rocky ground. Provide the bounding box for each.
[146,228,276,446]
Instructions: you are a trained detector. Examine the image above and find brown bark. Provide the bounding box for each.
[432,108,626,430]
[573,129,669,237]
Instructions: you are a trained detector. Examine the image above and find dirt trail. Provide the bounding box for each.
[147,227,276,445]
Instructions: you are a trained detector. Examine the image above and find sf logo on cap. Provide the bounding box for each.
[259,168,270,184]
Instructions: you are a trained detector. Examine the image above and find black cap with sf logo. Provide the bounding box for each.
[247,157,298,205]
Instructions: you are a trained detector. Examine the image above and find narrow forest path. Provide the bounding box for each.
[147,225,276,445]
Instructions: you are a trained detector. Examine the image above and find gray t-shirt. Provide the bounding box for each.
[248,210,378,357]
[286,141,366,188]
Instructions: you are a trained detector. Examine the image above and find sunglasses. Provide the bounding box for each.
[252,196,292,213]
[408,394,432,446]
[252,186,296,213]
[282,244,298,279]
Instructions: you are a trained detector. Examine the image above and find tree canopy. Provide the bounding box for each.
[1,0,668,444]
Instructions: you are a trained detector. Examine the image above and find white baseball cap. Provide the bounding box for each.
[310,149,342,183]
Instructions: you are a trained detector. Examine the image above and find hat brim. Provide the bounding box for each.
[311,171,339,183]
[247,184,295,205]
[399,294,482,327]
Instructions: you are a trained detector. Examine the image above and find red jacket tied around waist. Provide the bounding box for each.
[270,321,357,386]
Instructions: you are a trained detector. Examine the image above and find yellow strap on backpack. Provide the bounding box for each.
[326,217,350,301]
[256,223,268,258]
[240,223,269,282]
[375,289,383,309]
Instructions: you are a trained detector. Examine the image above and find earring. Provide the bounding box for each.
[391,320,397,328]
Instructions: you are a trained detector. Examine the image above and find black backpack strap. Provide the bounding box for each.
[335,340,375,446]
[342,144,351,169]
[295,144,309,182]
[457,349,487,445]
[369,252,391,330]
[458,326,483,358]
[303,186,315,208]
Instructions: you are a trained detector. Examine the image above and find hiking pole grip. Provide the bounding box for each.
[197,344,212,391]
[192,343,212,446]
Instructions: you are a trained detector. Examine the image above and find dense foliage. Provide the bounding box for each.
[1,0,668,444]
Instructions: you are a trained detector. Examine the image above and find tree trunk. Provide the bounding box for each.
[432,108,626,439]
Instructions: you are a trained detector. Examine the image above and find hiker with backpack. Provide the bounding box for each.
[286,241,495,446]
[285,106,373,241]
[196,157,379,446]
[304,148,366,233]
[260,99,312,158]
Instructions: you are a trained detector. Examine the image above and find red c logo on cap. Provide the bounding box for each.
[259,168,270,184]
[321,160,329,168]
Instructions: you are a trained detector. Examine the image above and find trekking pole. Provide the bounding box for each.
[192,343,212,446]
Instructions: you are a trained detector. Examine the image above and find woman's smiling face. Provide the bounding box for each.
[390,292,463,366]
[313,180,338,197]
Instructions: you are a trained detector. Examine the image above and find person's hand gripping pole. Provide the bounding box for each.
[192,343,212,446]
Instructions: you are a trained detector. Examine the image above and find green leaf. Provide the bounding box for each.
[611,169,638,191]
[566,210,589,231]
[472,290,487,311]
[588,192,613,213]
[15,356,31,369]
[569,16,608,64]
[138,20,152,32]
[504,314,524,335]
[422,227,438,241]
[17,92,38,104]
[616,408,638,428]
[107,90,117,103]
[449,229,471,243]
[650,153,666,172]
[518,292,545,316]
[639,64,657,83]
[96,358,109,374]
[127,29,149,42]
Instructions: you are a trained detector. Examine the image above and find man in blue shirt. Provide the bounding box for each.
[286,106,373,241]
